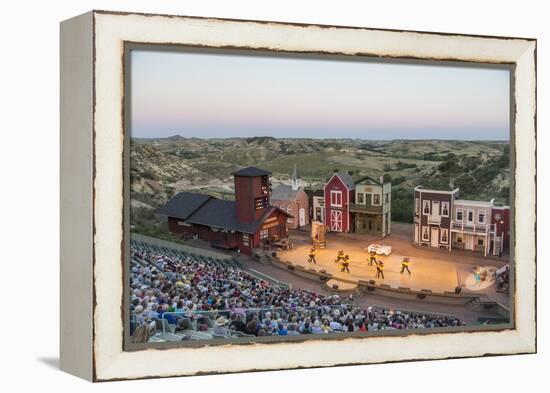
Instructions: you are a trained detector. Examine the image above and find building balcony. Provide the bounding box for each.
[451,221,494,234]
[349,203,383,214]
[427,215,441,225]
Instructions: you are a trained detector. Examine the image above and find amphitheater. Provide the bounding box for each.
[129,234,510,343]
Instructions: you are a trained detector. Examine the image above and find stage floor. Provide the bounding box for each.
[278,240,459,293]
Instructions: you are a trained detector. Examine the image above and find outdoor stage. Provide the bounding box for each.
[278,240,460,293]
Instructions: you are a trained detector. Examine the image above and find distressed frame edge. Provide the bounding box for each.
[59,10,95,381]
[512,40,537,354]
[90,8,538,42]
[86,11,536,381]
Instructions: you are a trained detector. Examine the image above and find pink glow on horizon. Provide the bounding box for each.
[131,50,510,139]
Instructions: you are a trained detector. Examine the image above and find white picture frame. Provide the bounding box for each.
[60,10,536,381]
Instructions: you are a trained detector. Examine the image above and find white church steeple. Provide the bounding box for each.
[291,164,301,191]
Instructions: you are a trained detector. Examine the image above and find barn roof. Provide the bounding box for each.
[155,192,213,220]
[157,185,292,233]
[185,199,254,232]
[304,188,323,199]
[186,200,291,234]
[326,172,355,190]
[355,176,383,186]
[231,166,272,177]
[271,184,300,201]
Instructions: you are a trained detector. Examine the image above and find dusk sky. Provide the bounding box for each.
[130,49,510,140]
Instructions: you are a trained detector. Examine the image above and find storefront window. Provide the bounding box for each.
[441,228,448,243]
[442,202,449,216]
[286,206,293,223]
[423,200,430,215]
[330,190,342,207]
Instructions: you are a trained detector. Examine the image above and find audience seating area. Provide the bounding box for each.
[129,239,465,343]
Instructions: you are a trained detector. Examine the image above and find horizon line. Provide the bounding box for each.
[131,135,510,142]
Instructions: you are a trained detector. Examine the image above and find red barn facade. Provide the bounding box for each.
[157,167,292,255]
[323,172,355,233]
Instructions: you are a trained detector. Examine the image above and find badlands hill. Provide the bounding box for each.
[130,136,510,233]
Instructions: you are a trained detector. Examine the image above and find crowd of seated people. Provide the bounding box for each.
[222,304,464,337]
[130,245,465,341]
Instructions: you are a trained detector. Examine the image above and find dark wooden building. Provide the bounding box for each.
[156,167,292,255]
[413,186,510,256]
[413,186,458,250]
[350,176,392,237]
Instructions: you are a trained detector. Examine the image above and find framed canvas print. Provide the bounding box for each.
[60,10,537,382]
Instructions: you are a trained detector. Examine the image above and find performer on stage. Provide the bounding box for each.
[368,251,377,266]
[400,257,411,275]
[376,260,385,279]
[335,250,345,263]
[307,247,317,264]
[340,255,350,273]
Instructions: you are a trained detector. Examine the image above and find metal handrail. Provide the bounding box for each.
[348,203,383,213]
[369,304,459,319]
[451,221,495,234]
[427,215,441,224]
[249,268,292,290]
[135,300,467,339]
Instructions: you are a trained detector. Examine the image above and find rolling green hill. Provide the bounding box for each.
[130,137,510,231]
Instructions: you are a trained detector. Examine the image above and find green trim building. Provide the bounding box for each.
[349,176,391,237]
